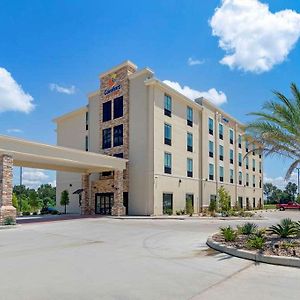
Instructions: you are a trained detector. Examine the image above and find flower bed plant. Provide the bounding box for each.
[212,218,300,258]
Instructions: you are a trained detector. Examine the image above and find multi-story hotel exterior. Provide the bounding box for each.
[54,61,263,216]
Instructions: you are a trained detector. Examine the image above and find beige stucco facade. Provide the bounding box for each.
[55,60,263,216]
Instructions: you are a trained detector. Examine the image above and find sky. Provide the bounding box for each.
[1,0,300,189]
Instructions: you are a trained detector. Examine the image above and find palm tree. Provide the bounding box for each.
[246,83,300,180]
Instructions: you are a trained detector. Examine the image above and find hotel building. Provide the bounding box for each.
[54,61,263,216]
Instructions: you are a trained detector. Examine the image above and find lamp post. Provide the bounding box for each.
[297,167,300,197]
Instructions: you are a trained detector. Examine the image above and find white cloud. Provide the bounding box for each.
[0,68,35,113]
[49,83,76,95]
[264,172,298,190]
[163,80,227,106]
[210,0,300,73]
[6,128,23,134]
[48,180,56,187]
[22,169,49,189]
[187,57,204,66]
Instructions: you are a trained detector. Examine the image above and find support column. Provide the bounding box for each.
[111,169,126,216]
[81,173,91,215]
[0,155,16,224]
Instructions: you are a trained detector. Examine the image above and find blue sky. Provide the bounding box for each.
[1,0,300,189]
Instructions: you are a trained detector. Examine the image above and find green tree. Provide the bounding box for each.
[284,182,298,201]
[218,186,231,214]
[37,184,56,207]
[28,190,41,213]
[12,193,18,211]
[60,190,70,214]
[263,183,277,203]
[246,83,300,181]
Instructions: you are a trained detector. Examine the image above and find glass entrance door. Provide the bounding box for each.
[95,193,114,215]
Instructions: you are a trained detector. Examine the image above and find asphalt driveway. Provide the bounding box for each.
[0,211,299,300]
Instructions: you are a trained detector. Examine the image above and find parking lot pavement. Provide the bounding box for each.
[0,210,299,300]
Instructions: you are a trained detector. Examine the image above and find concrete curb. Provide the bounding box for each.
[207,236,300,268]
[0,225,20,230]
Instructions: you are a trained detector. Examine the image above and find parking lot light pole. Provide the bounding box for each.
[297,167,300,197]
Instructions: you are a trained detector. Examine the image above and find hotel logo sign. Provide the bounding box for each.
[104,73,122,95]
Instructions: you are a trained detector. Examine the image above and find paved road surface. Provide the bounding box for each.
[0,211,299,300]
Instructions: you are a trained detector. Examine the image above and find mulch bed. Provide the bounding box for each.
[213,233,300,258]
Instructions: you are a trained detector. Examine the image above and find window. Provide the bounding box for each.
[246,156,249,169]
[219,166,224,182]
[101,171,113,178]
[85,112,89,130]
[259,177,262,188]
[113,125,123,147]
[187,158,193,177]
[259,161,262,173]
[246,197,250,210]
[219,145,224,161]
[238,197,243,209]
[187,106,193,127]
[209,141,214,158]
[253,175,256,187]
[113,96,123,119]
[187,132,193,152]
[186,194,194,213]
[164,123,172,146]
[229,129,234,144]
[85,135,88,152]
[238,153,242,167]
[102,128,111,149]
[239,171,242,185]
[208,118,214,135]
[230,169,234,184]
[103,101,112,122]
[238,134,242,148]
[163,193,173,215]
[252,159,256,172]
[245,141,249,152]
[164,152,172,174]
[114,153,123,158]
[230,149,234,164]
[253,197,256,208]
[219,124,224,140]
[164,94,172,117]
[209,163,214,180]
[246,173,249,186]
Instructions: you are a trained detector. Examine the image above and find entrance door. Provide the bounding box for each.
[95,193,114,215]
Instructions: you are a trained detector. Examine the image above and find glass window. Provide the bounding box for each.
[102,128,111,149]
[113,96,123,119]
[209,118,214,135]
[245,141,249,152]
[85,112,89,130]
[253,175,256,187]
[229,129,234,144]
[209,163,214,180]
[85,135,88,152]
[259,161,262,173]
[114,153,124,158]
[219,145,224,161]
[103,101,112,122]
[164,152,172,174]
[238,153,242,167]
[230,169,234,183]
[163,193,173,215]
[238,134,242,148]
[239,171,242,185]
[186,194,194,214]
[219,166,224,182]
[230,149,234,164]
[187,106,193,126]
[187,132,193,152]
[246,173,249,186]
[187,158,193,177]
[209,141,214,158]
[246,156,249,169]
[164,94,172,117]
[259,177,262,188]
[252,159,256,171]
[219,124,223,139]
[113,124,123,147]
[164,123,172,146]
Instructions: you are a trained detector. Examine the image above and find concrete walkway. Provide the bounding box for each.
[0,210,299,300]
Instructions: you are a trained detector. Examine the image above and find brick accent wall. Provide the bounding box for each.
[0,155,16,224]
[91,63,136,214]
[111,169,126,216]
[81,173,92,215]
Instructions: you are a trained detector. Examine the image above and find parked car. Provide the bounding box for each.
[276,202,300,211]
[40,207,59,215]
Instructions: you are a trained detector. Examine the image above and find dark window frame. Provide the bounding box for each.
[102,128,111,149]
[113,96,123,119]
[113,124,123,147]
[103,101,112,122]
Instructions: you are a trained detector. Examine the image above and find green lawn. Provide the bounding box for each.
[263,204,277,210]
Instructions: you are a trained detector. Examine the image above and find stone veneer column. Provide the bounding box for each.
[81,173,91,215]
[0,155,16,224]
[111,169,126,216]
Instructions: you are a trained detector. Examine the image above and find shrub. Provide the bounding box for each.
[51,210,59,215]
[237,222,258,235]
[186,200,194,216]
[256,228,267,238]
[246,235,265,250]
[176,210,181,215]
[281,241,296,250]
[208,198,217,213]
[269,218,298,238]
[220,226,237,242]
[164,208,173,216]
[23,211,30,216]
[3,216,16,226]
[218,186,231,213]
